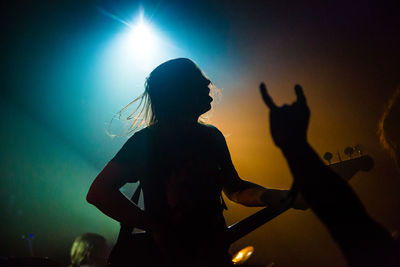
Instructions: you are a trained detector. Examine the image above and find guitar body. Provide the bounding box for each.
[108,232,163,267]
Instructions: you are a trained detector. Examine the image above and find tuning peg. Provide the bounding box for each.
[344,146,354,158]
[323,152,333,164]
[354,144,364,155]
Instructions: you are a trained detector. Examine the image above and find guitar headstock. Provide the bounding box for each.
[324,145,374,180]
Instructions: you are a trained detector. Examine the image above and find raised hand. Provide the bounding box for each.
[259,83,310,151]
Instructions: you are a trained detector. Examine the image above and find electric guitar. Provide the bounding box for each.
[227,154,374,243]
[108,154,374,266]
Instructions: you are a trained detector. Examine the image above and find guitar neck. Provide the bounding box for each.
[227,199,292,244]
[226,155,374,244]
[328,155,373,181]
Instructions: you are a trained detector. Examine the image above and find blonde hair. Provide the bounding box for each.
[108,58,220,136]
[109,88,154,137]
[70,233,107,267]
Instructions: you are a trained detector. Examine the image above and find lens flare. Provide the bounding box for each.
[232,246,254,264]
[127,14,157,54]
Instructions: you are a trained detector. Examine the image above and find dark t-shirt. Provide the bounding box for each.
[111,123,239,250]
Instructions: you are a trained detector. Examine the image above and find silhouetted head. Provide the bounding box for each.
[111,58,216,135]
[145,58,213,123]
[378,87,400,169]
[70,233,108,267]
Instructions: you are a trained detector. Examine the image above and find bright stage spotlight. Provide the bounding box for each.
[108,10,169,72]
[98,8,181,99]
[126,15,157,54]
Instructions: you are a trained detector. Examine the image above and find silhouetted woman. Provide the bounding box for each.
[87,58,294,266]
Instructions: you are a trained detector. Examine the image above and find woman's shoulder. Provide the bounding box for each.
[125,126,153,144]
[198,122,218,131]
[198,123,224,139]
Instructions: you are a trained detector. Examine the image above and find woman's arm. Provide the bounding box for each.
[223,178,289,208]
[211,126,289,208]
[86,161,152,231]
[87,160,182,259]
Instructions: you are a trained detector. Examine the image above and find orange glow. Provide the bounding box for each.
[232,246,254,264]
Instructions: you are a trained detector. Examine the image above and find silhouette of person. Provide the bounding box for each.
[87,58,303,266]
[259,83,399,266]
[69,233,109,267]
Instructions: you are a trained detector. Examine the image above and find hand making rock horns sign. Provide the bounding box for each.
[259,83,310,151]
[259,83,310,210]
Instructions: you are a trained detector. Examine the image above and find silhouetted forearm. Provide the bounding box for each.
[281,142,393,266]
[87,161,152,231]
[238,183,287,207]
[225,180,287,208]
[87,186,150,230]
[282,143,367,222]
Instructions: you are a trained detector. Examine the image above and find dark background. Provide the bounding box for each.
[1,0,399,266]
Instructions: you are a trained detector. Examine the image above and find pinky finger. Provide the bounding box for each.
[260,83,277,110]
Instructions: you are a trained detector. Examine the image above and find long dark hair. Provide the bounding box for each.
[108,58,219,136]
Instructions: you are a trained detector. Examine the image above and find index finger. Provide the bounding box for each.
[294,84,307,105]
[259,83,277,110]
